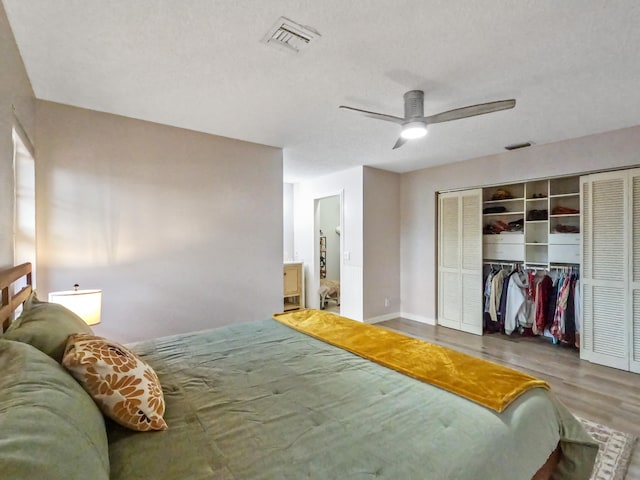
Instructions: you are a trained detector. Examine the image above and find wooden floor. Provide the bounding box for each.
[377,318,640,479]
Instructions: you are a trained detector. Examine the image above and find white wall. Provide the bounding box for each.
[283,182,294,262]
[294,167,363,320]
[35,101,283,343]
[400,125,640,324]
[318,195,340,281]
[363,167,400,322]
[0,2,35,268]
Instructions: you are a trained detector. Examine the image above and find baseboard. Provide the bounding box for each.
[399,313,436,325]
[365,312,401,324]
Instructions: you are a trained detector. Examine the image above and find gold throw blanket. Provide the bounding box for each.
[273,309,549,413]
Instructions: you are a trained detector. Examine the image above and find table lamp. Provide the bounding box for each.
[48,284,102,326]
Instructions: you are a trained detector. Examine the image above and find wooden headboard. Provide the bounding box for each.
[0,262,33,332]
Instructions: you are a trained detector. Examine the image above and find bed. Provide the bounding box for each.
[1,263,598,479]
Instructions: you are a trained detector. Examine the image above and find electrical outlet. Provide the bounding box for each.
[384,297,390,307]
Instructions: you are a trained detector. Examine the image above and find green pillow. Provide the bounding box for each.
[0,339,110,479]
[3,292,93,362]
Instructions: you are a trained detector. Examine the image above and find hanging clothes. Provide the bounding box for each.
[482,264,581,349]
[574,279,582,348]
[484,271,494,314]
[489,268,508,323]
[551,273,572,341]
[484,269,499,332]
[504,271,530,335]
[498,271,513,323]
[533,273,552,335]
[563,275,577,346]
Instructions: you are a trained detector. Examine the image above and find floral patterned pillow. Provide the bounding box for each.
[62,334,167,431]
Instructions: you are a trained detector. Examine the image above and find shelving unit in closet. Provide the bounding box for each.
[548,176,581,264]
[482,175,581,267]
[482,183,525,263]
[524,179,550,266]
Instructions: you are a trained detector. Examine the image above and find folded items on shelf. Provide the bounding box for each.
[483,218,524,234]
[527,209,548,221]
[551,206,580,215]
[491,189,513,200]
[553,224,580,233]
[483,206,507,214]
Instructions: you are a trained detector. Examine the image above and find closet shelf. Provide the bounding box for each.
[549,192,580,199]
[483,211,524,216]
[526,220,549,224]
[526,242,549,246]
[483,198,524,204]
[550,213,580,218]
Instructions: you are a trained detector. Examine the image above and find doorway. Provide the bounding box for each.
[316,194,341,314]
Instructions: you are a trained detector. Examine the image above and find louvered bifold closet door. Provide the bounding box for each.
[437,189,482,334]
[630,173,640,373]
[438,193,461,330]
[460,190,483,335]
[581,171,629,370]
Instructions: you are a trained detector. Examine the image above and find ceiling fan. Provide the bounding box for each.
[339,90,516,150]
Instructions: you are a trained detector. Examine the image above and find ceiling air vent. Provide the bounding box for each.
[262,17,320,54]
[505,142,533,151]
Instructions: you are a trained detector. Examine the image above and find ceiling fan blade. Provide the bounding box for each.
[392,136,409,150]
[339,105,404,124]
[424,99,516,125]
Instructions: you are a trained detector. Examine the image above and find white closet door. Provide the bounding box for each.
[581,171,629,370]
[438,193,461,330]
[438,189,482,335]
[630,173,640,373]
[460,190,483,334]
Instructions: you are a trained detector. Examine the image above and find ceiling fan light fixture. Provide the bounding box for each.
[400,122,427,139]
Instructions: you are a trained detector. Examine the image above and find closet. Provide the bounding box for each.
[438,170,639,373]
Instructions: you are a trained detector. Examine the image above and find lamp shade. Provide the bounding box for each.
[48,289,102,326]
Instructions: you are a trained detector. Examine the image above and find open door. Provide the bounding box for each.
[316,194,342,314]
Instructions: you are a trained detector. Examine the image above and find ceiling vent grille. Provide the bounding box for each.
[262,17,320,54]
[505,141,533,151]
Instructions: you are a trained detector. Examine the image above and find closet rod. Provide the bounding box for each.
[483,261,516,267]
[524,265,548,271]
[550,265,580,272]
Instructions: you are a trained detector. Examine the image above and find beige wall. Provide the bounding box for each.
[35,101,283,342]
[400,125,640,324]
[363,167,400,322]
[0,2,35,267]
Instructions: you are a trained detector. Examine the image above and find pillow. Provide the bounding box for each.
[0,339,109,479]
[62,333,168,432]
[3,291,93,362]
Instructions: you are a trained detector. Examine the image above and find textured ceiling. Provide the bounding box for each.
[4,1,640,182]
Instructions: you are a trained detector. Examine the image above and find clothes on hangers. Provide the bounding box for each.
[489,268,508,323]
[533,273,552,335]
[504,270,534,335]
[482,264,581,347]
[574,279,581,348]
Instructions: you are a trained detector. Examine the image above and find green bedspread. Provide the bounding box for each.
[108,319,597,479]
